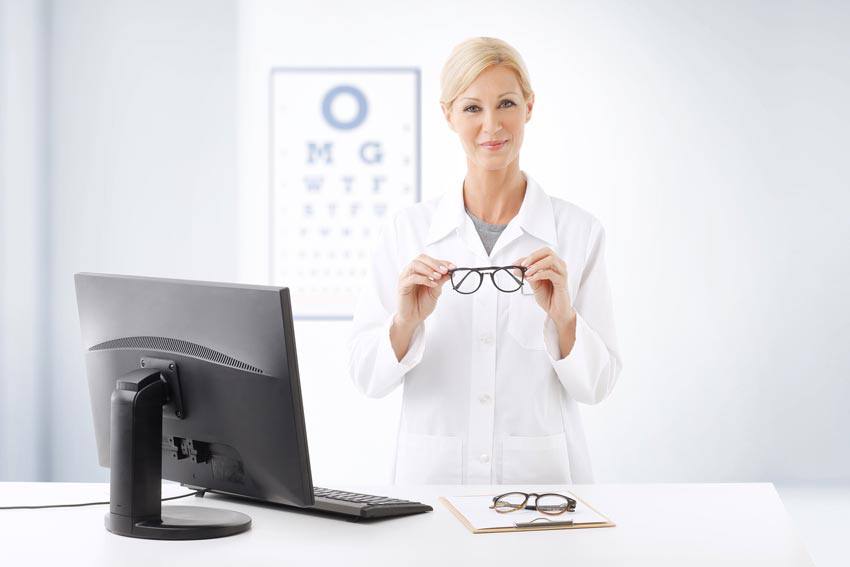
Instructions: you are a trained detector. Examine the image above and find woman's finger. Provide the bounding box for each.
[412,259,448,281]
[400,274,439,292]
[404,267,451,290]
[527,268,566,288]
[526,256,562,276]
[413,255,442,274]
[415,254,456,275]
[518,247,554,268]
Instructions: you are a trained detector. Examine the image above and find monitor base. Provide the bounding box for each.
[106,505,251,540]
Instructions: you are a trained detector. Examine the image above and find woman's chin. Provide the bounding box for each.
[472,154,517,171]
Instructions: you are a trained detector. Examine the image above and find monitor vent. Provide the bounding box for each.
[89,336,264,374]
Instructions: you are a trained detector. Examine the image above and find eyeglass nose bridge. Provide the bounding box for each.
[472,269,500,291]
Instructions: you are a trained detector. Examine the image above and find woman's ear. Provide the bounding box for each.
[441,102,456,132]
[524,93,535,123]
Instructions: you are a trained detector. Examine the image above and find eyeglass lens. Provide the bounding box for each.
[492,492,573,514]
[450,269,483,294]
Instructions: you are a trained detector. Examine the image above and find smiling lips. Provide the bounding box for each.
[480,140,508,151]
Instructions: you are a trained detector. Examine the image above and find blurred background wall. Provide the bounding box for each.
[1,0,848,486]
[1,0,239,480]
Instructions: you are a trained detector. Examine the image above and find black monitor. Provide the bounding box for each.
[74,273,314,539]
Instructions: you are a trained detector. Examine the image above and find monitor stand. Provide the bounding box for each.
[106,365,251,540]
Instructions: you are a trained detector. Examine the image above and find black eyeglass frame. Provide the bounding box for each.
[447,266,529,294]
[489,491,577,515]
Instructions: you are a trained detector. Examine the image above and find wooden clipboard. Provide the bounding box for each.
[438,492,616,534]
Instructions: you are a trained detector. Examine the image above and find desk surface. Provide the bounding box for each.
[0,482,813,566]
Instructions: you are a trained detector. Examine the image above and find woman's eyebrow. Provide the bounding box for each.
[461,91,519,101]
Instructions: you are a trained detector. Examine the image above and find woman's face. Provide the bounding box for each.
[443,64,534,172]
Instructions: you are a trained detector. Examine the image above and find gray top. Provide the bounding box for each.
[466,208,508,255]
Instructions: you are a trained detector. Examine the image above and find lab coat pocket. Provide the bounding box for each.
[507,290,546,350]
[394,433,463,485]
[499,432,572,484]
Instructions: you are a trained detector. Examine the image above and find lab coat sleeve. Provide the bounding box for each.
[347,217,427,398]
[543,220,623,405]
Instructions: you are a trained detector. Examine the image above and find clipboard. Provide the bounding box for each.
[439,491,616,534]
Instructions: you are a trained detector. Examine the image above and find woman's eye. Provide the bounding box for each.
[463,100,515,113]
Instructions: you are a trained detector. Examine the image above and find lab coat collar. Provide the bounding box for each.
[425,171,558,249]
[425,179,466,246]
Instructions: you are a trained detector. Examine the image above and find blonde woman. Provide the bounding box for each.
[348,37,622,485]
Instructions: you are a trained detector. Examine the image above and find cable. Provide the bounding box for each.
[0,489,205,510]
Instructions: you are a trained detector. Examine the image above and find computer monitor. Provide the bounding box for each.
[74,273,314,539]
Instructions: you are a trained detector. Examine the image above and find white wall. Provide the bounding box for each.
[45,0,239,480]
[0,0,49,480]
[239,0,850,486]
[1,0,847,484]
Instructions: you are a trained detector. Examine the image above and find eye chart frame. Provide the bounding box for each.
[269,67,421,320]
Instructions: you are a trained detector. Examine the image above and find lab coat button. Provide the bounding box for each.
[479,453,490,464]
[480,334,494,346]
[479,394,491,404]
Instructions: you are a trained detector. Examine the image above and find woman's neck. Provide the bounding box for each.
[462,160,526,225]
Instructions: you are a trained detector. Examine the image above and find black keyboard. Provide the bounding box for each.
[310,487,433,519]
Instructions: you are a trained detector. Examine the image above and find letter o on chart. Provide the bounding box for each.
[322,85,369,130]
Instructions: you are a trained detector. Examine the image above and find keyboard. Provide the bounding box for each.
[188,484,433,520]
[310,487,433,519]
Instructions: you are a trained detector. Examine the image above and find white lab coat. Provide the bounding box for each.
[347,172,622,485]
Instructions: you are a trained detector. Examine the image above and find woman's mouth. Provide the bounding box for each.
[480,140,508,151]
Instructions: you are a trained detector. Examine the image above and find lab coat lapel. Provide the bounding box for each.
[426,182,488,258]
[425,184,463,245]
[488,174,558,257]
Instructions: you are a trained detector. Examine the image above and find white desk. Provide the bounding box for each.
[0,482,813,566]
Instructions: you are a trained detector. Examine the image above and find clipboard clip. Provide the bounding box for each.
[514,517,574,528]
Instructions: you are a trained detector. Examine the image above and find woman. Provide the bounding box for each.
[348,37,622,485]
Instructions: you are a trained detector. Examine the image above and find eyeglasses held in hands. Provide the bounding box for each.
[447,266,528,294]
[489,492,577,515]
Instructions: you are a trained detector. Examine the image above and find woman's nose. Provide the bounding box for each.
[482,110,501,134]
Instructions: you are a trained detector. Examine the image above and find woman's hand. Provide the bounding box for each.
[395,253,455,326]
[515,247,577,356]
[391,254,455,361]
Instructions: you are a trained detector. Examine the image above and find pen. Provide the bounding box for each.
[514,519,574,528]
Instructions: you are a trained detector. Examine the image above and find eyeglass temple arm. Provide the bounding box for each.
[527,503,577,511]
[506,268,525,286]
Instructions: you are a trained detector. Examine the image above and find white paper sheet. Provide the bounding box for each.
[443,492,610,530]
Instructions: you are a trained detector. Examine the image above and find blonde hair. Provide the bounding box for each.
[440,37,534,111]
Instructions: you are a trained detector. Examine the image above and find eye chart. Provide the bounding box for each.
[270,68,421,319]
